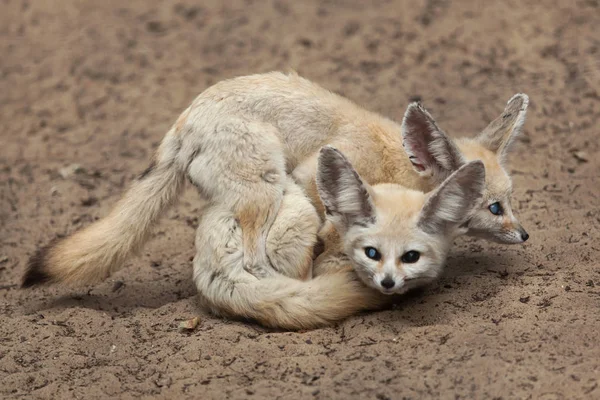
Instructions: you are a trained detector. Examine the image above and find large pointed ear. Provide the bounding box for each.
[418,160,485,235]
[476,93,529,161]
[401,102,464,184]
[316,146,376,230]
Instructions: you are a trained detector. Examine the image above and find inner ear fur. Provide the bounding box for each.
[401,102,464,183]
[316,146,376,229]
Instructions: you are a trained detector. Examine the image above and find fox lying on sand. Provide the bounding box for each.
[22,71,529,299]
[194,146,486,329]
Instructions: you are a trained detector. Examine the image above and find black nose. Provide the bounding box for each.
[381,277,395,289]
[521,231,529,242]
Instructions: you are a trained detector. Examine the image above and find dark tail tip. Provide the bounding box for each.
[21,241,56,288]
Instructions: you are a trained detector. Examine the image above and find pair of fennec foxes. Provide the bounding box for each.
[23,72,530,330]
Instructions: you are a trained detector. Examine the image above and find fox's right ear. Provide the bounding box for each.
[418,160,485,235]
[401,102,464,184]
[316,146,376,231]
[476,93,529,163]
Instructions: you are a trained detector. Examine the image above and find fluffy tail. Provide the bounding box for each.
[197,270,389,330]
[22,132,186,287]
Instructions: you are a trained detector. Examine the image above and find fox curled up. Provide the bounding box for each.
[22,72,529,329]
[194,147,485,329]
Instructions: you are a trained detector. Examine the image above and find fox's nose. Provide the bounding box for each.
[518,226,529,242]
[380,277,395,289]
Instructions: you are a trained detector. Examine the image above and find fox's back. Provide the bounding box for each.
[184,72,423,193]
[191,72,380,164]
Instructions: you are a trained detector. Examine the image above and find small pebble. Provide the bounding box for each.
[59,164,85,179]
[573,151,588,163]
[112,280,124,292]
[179,317,201,331]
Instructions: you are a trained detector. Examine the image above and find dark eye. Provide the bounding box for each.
[364,247,381,261]
[489,202,503,216]
[401,251,420,263]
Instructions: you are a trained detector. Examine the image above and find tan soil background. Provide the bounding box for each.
[1,0,599,398]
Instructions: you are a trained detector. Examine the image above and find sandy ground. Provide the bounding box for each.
[1,0,599,398]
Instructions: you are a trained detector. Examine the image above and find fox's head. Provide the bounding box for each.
[401,94,530,244]
[316,146,485,295]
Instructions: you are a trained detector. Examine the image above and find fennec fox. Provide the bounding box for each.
[22,71,528,287]
[193,147,486,329]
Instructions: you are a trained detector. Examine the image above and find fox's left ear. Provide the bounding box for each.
[476,93,529,162]
[401,102,464,184]
[316,146,376,232]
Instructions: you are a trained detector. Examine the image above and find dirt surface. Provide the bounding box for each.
[1,0,599,398]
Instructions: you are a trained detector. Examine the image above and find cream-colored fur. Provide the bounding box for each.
[27,129,185,285]
[192,147,486,329]
[453,93,530,243]
[23,71,528,289]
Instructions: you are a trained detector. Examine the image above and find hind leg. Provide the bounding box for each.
[187,119,287,274]
[233,177,320,281]
[191,192,315,311]
[264,177,320,281]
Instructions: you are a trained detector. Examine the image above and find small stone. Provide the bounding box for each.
[573,151,588,163]
[178,317,201,331]
[81,197,98,207]
[59,164,85,179]
[112,280,124,292]
[519,296,530,304]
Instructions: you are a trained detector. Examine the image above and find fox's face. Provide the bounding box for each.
[401,94,530,244]
[316,147,485,295]
[456,139,528,244]
[342,188,451,294]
